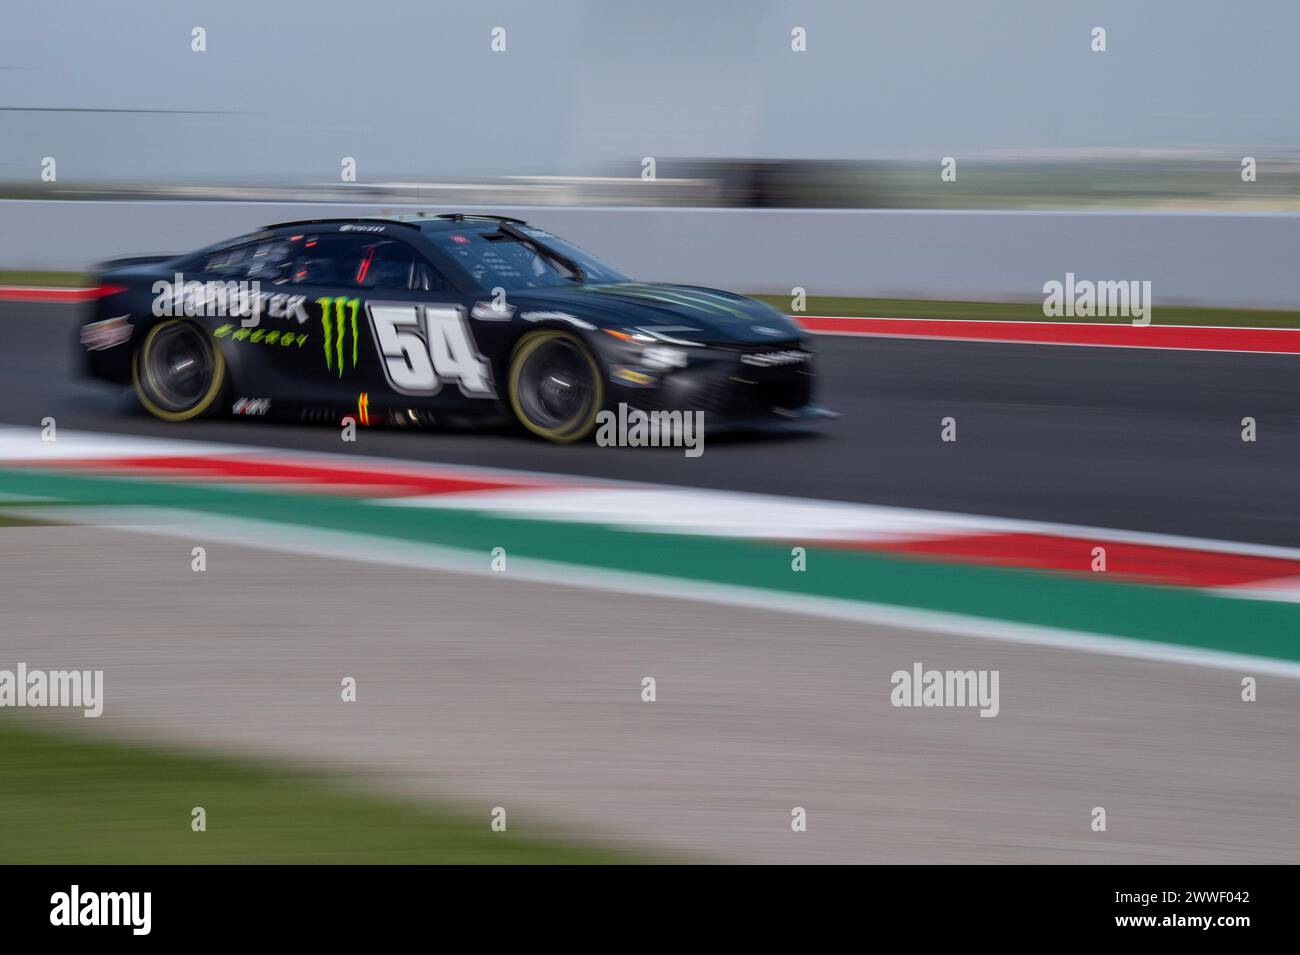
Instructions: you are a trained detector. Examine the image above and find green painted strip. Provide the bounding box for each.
[2,466,1297,662]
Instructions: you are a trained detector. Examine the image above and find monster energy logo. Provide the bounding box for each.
[317,296,360,376]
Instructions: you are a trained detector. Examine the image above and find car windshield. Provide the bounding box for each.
[428,226,629,291]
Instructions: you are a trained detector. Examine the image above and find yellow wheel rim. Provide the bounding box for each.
[508,329,603,443]
[132,320,226,422]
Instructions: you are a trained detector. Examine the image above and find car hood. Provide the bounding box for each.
[505,282,802,345]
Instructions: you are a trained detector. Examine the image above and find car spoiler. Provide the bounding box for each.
[262,217,421,231]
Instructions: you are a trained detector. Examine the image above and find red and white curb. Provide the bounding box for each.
[0,286,99,303]
[797,316,1300,354]
[4,425,1300,601]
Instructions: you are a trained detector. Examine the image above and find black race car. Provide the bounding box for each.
[79,214,831,443]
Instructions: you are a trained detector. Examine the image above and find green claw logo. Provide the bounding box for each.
[317,296,360,376]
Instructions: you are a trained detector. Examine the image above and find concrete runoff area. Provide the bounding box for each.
[3,524,1296,864]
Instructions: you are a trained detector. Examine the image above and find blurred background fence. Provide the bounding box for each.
[4,196,1298,308]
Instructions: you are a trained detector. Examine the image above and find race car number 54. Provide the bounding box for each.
[367,303,493,397]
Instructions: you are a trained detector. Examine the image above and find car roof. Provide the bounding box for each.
[261,213,531,235]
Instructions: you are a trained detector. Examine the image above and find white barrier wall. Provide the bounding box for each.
[3,200,1297,308]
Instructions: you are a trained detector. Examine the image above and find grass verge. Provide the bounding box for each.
[0,719,638,863]
[0,270,92,288]
[0,513,49,527]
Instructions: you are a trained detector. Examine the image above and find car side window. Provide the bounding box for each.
[184,233,450,293]
[186,242,255,278]
[243,239,297,282]
[196,244,251,277]
[172,234,259,277]
[411,260,449,294]
[272,235,442,292]
[274,234,351,286]
[353,240,420,291]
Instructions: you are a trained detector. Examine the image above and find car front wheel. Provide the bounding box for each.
[508,329,604,443]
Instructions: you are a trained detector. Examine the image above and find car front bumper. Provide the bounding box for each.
[594,336,835,430]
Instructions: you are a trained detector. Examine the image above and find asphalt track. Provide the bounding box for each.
[5,301,1300,546]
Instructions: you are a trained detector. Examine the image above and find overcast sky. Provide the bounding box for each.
[2,0,1298,183]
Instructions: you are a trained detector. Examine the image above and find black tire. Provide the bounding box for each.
[508,329,604,443]
[132,320,227,421]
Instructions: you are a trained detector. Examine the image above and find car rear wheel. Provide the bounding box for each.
[508,329,604,443]
[132,320,227,421]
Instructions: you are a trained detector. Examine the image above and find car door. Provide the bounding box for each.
[238,230,380,405]
[359,238,497,412]
[265,229,495,421]
[199,234,313,410]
